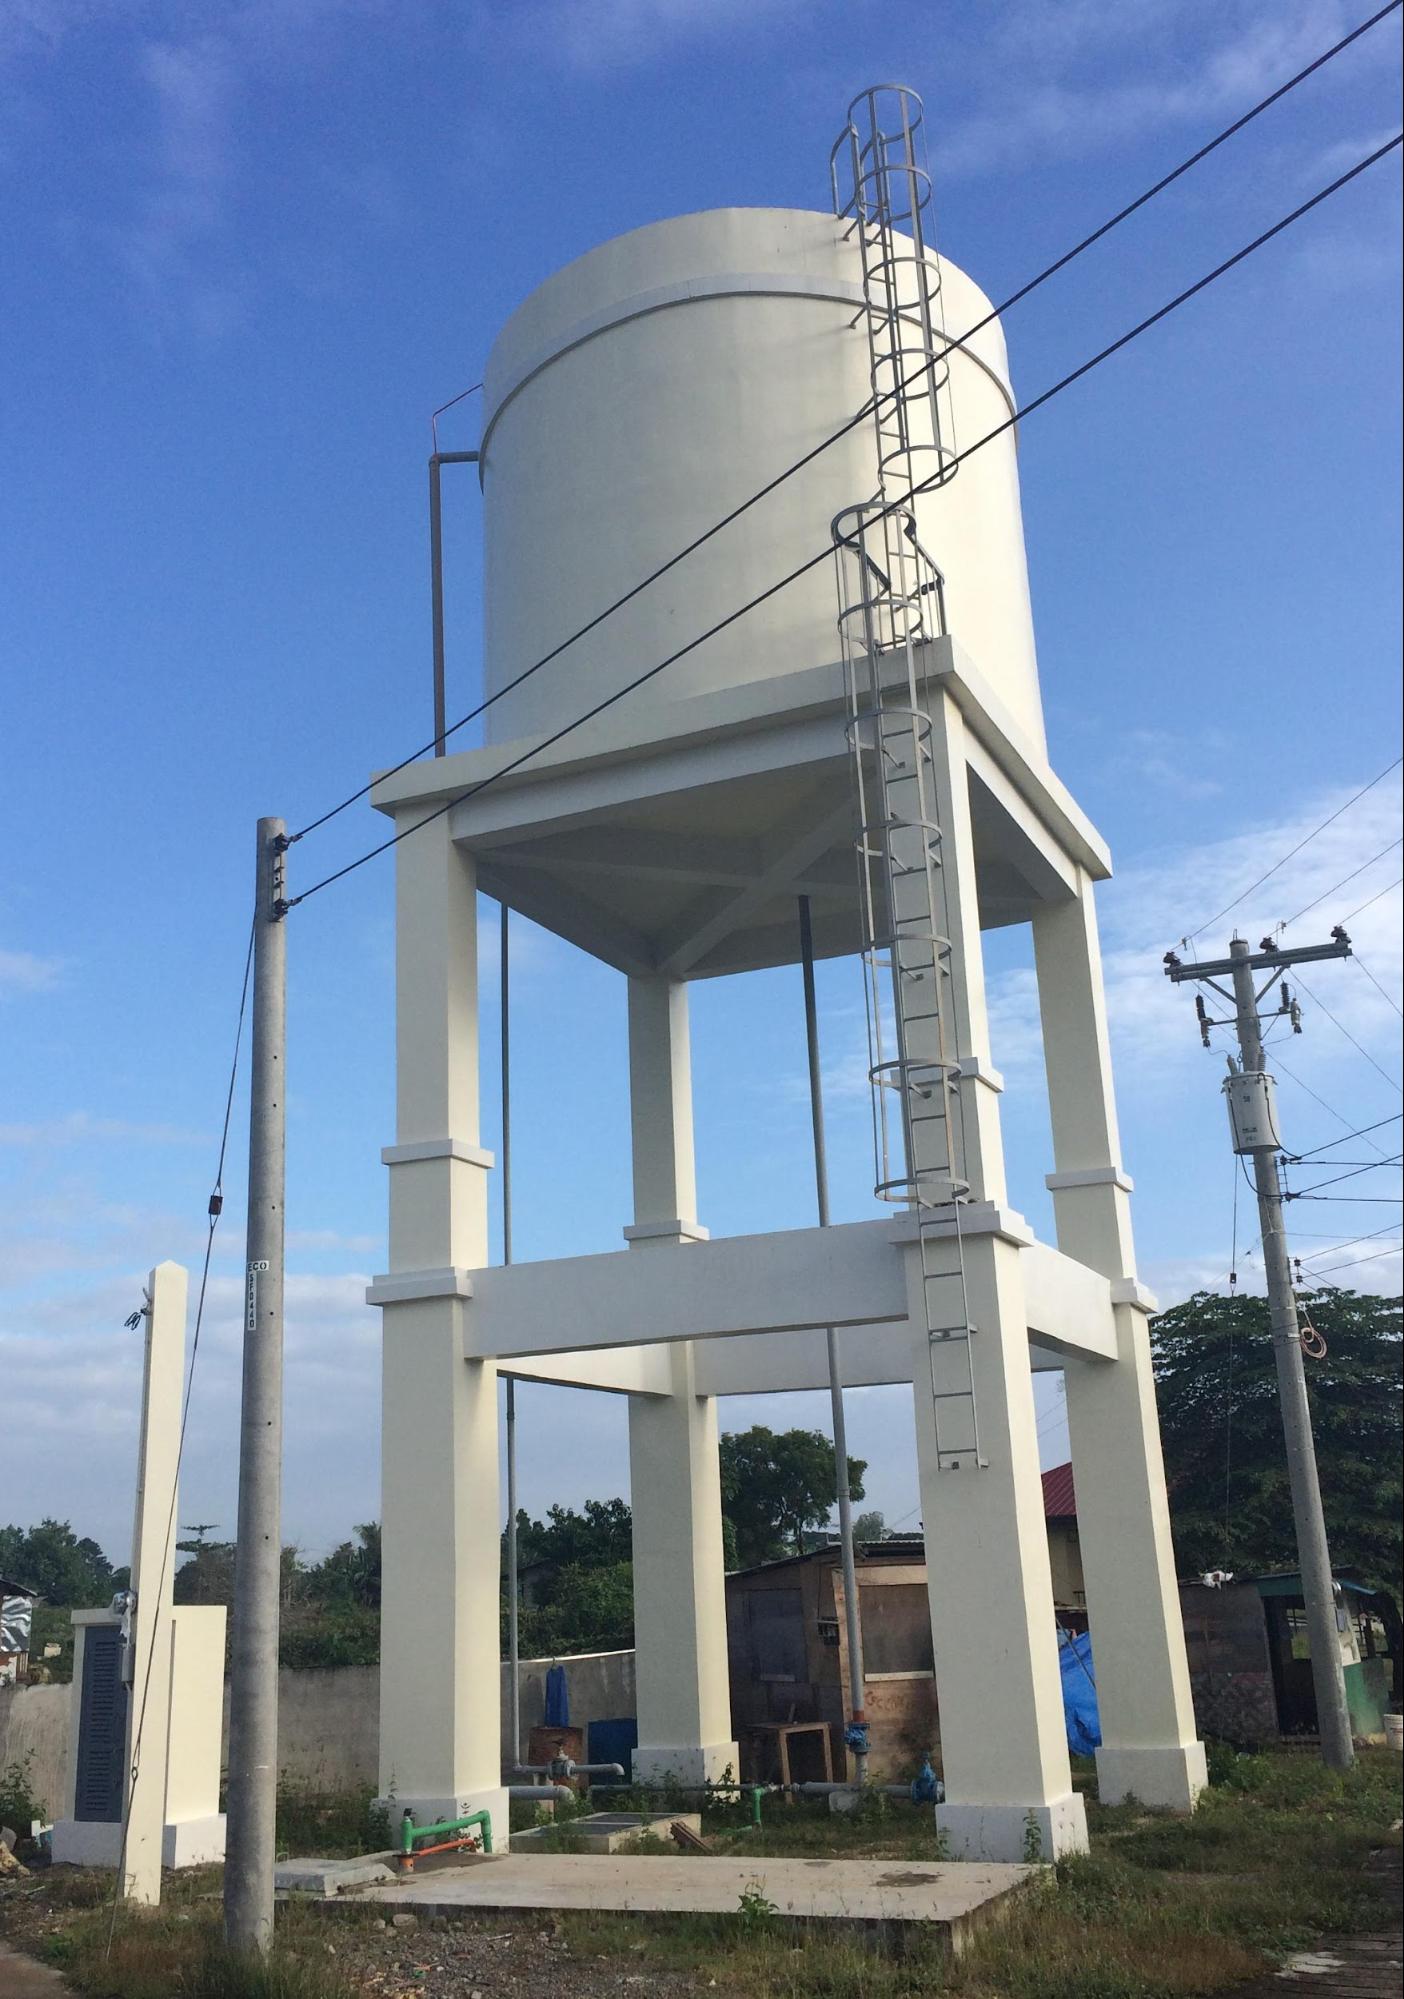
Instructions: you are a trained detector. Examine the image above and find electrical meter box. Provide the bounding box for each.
[1222,1071,1282,1155]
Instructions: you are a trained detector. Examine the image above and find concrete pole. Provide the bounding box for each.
[225,819,288,1954]
[120,1260,188,1906]
[798,896,867,1786]
[501,901,521,1767]
[1227,938,1354,1770]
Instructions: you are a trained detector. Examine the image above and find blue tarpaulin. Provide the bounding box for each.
[544,1663,570,1728]
[1057,1629,1101,1757]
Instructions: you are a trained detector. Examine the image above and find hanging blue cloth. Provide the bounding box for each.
[544,1663,570,1728]
[1057,1628,1102,1757]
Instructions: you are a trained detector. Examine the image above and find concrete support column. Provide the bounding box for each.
[1033,875,1206,1811]
[377,815,507,1842]
[625,976,737,1786]
[925,690,1008,1206]
[914,1232,1089,1861]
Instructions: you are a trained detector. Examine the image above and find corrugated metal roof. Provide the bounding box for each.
[1041,1462,1077,1520]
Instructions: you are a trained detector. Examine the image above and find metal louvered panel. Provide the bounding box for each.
[74,1624,128,1822]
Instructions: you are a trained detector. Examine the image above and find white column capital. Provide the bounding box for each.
[382,1137,495,1169]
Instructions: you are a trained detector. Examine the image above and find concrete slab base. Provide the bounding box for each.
[935,1793,1088,1863]
[343,1852,1038,1947]
[50,1813,226,1869]
[512,1812,702,1854]
[1095,1743,1208,1811]
[632,1742,740,1788]
[276,1854,397,1895]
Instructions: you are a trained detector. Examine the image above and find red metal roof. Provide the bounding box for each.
[1041,1462,1077,1519]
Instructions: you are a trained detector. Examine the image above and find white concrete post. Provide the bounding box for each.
[1032,875,1206,1810]
[907,697,1086,1862]
[121,1258,186,1906]
[925,690,1008,1207]
[376,813,508,1842]
[625,976,738,1787]
[915,1231,1088,1861]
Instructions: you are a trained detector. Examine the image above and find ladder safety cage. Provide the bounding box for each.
[830,85,984,1472]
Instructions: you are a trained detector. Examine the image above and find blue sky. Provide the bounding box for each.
[2,0,1400,1569]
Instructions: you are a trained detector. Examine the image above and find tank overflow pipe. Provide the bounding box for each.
[509,1761,626,1779]
[428,448,480,756]
[506,1785,575,1803]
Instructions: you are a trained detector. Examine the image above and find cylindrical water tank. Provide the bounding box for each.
[480,207,1045,753]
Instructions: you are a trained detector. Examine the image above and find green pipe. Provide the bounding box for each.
[400,1808,494,1856]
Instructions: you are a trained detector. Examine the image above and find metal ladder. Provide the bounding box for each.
[830,85,984,1471]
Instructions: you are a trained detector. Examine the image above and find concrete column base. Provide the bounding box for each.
[632,1742,740,1790]
[1095,1742,1208,1811]
[376,1786,511,1855]
[50,1814,226,1869]
[935,1793,1088,1863]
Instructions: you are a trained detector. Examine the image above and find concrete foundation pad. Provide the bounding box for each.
[343,1852,1038,1946]
[276,1854,397,1895]
[935,1793,1088,1863]
[50,1813,226,1869]
[1095,1743,1208,1811]
[512,1812,703,1854]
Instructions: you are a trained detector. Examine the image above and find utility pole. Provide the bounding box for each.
[1165,929,1355,1770]
[225,818,290,1952]
[798,896,868,1787]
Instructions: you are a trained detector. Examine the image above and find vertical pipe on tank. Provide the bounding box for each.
[798,896,868,1786]
[501,900,521,1766]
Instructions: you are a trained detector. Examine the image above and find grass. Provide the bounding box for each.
[1,1749,1398,1997]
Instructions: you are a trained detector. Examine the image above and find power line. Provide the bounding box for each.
[1354,954,1404,1020]
[106,914,255,1952]
[1300,1221,1402,1261]
[1270,1053,1395,1158]
[1310,1244,1404,1279]
[1342,875,1402,925]
[1180,755,1402,942]
[1291,1113,1403,1162]
[1294,971,1403,1094]
[287,135,1402,911]
[1281,836,1404,927]
[287,4,1404,848]
[1288,1153,1403,1196]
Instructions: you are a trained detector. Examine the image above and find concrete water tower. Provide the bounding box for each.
[368,87,1205,1861]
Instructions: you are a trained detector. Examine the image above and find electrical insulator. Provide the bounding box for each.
[1195,994,1211,1048]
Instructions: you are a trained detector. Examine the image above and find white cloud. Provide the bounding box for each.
[939,1,1378,177]
[0,947,63,994]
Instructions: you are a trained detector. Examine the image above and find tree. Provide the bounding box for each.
[719,1425,866,1568]
[1151,1287,1402,1601]
[0,1519,124,1607]
[853,1510,886,1544]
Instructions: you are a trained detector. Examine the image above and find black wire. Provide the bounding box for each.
[1342,875,1402,925]
[1181,756,1403,942]
[1281,835,1404,927]
[1294,971,1404,1094]
[1270,1052,1396,1158]
[104,914,256,1954]
[287,3,1404,848]
[1290,1113,1404,1161]
[1354,954,1404,1021]
[1289,1152,1403,1195]
[1311,1243,1404,1278]
[287,135,1403,910]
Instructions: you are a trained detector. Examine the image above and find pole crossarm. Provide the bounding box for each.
[1164,937,1352,982]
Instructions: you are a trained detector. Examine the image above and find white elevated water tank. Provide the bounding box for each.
[480,207,1046,753]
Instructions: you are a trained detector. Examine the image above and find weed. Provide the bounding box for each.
[0,1755,48,1841]
[1022,1811,1044,1864]
[736,1883,780,1932]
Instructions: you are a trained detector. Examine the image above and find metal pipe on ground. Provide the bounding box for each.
[506,1786,575,1803]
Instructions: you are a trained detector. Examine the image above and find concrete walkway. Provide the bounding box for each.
[0,1939,71,1995]
[1229,1845,1402,1999]
[347,1853,1036,1947]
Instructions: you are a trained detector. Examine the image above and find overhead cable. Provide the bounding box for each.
[1281,836,1404,927]
[1309,1244,1404,1278]
[286,134,1403,909]
[1341,875,1402,926]
[1181,756,1402,942]
[1291,1113,1404,1161]
[1354,954,1404,1020]
[287,2,1404,848]
[1294,971,1403,1094]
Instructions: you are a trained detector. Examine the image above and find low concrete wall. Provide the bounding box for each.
[0,1649,638,1816]
[0,1682,69,1822]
